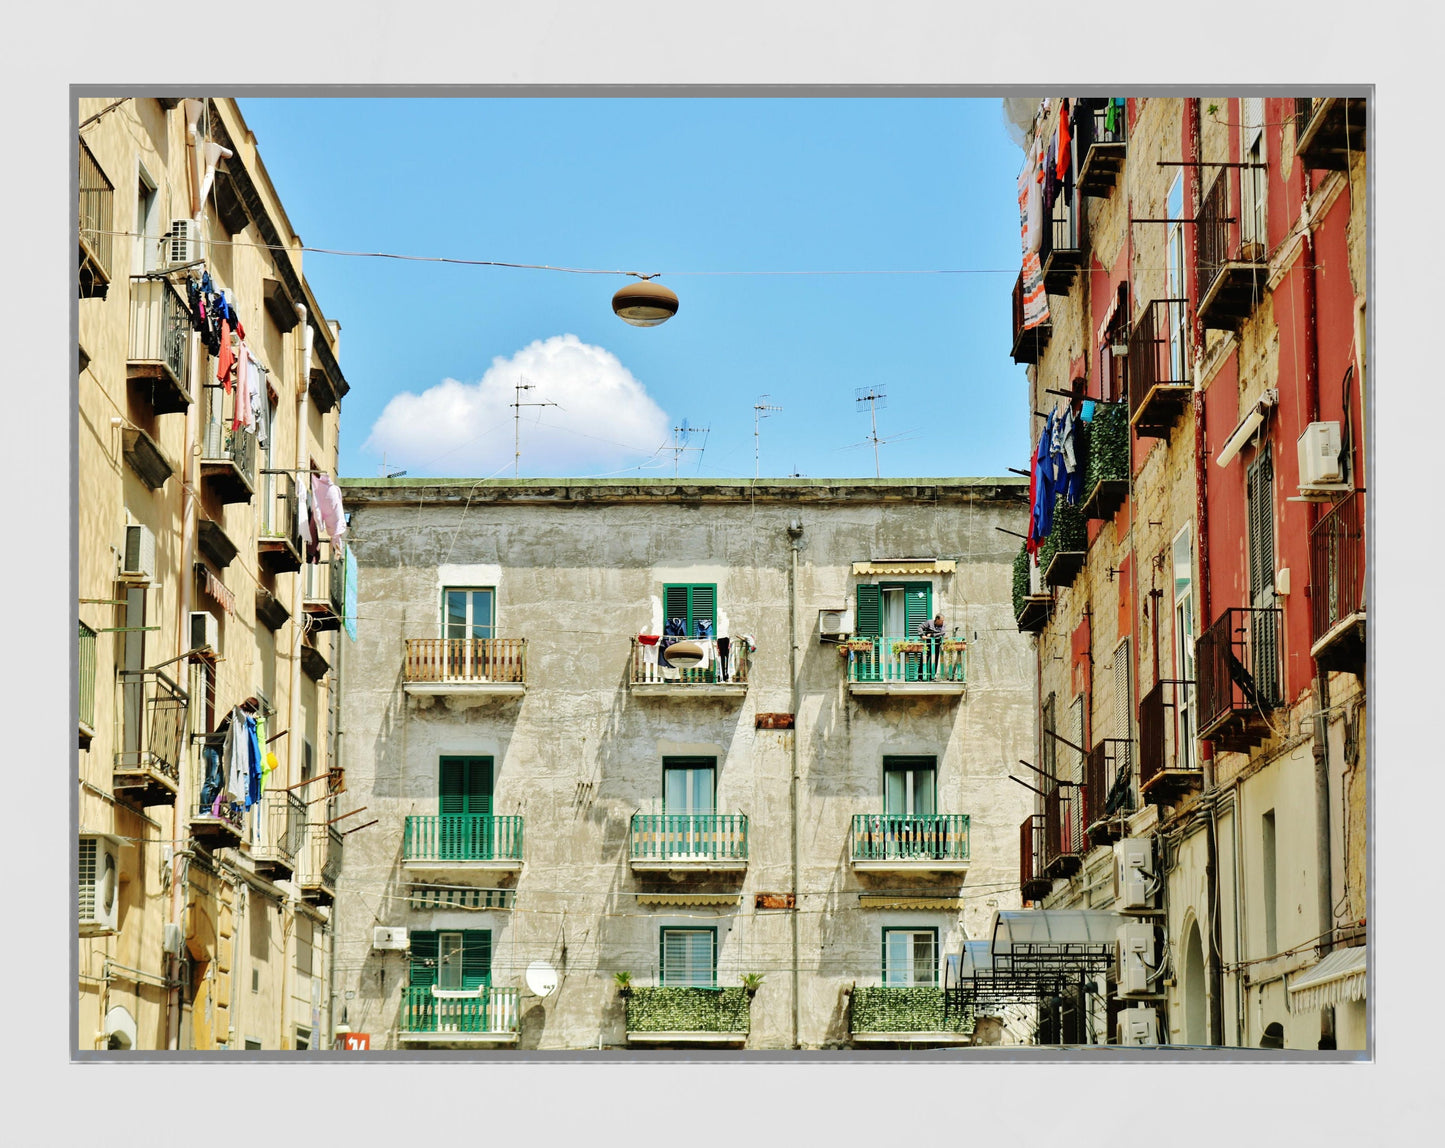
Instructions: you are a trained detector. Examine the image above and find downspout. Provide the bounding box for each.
[1300,170,1336,1048]
[787,518,804,1049]
[1186,95,1224,1047]
[290,307,312,798]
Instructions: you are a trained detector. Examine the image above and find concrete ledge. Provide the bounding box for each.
[848,683,966,697]
[851,860,969,875]
[396,1031,519,1045]
[402,860,523,875]
[626,1031,748,1044]
[404,682,526,698]
[850,1031,972,1045]
[630,860,748,874]
[630,683,748,699]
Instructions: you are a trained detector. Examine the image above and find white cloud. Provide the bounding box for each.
[364,334,671,476]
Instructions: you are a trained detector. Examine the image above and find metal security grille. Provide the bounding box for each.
[79,838,96,920]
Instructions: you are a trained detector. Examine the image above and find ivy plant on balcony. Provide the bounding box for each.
[625,986,751,1033]
[850,986,974,1034]
[1013,543,1031,620]
[1084,401,1129,493]
[1038,495,1087,575]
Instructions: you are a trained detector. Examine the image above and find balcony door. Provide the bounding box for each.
[443,588,494,640]
[1171,525,1196,771]
[1246,447,1280,702]
[883,756,936,817]
[1166,175,1189,383]
[883,928,938,987]
[439,756,492,858]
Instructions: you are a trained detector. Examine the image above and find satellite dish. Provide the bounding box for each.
[525,960,559,998]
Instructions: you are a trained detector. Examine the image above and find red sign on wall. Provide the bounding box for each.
[336,1033,371,1051]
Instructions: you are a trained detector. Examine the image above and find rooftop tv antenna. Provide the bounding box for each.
[511,376,558,477]
[669,419,711,477]
[377,453,407,479]
[855,385,889,478]
[753,395,783,479]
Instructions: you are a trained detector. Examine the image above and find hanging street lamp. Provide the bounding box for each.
[612,274,679,327]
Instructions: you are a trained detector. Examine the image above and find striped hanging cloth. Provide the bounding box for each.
[1017,151,1050,331]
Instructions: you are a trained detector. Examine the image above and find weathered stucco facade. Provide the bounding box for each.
[333,477,1035,1049]
[77,96,347,1051]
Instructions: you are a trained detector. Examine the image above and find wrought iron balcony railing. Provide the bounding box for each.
[851,813,970,864]
[1128,298,1193,438]
[114,669,188,798]
[127,277,192,412]
[1195,607,1282,749]
[1043,781,1084,876]
[1309,490,1365,669]
[403,814,524,864]
[629,636,749,687]
[630,814,748,863]
[79,139,113,296]
[78,621,96,739]
[1138,678,1198,795]
[1020,813,1050,900]
[401,984,520,1036]
[842,635,966,686]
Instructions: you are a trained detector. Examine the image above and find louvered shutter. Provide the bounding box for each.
[663,585,691,631]
[439,757,492,816]
[689,585,716,634]
[439,757,465,815]
[461,929,492,989]
[903,582,933,636]
[1242,98,1265,150]
[465,757,492,817]
[1247,448,1275,603]
[855,583,881,638]
[1114,637,1133,765]
[409,931,439,988]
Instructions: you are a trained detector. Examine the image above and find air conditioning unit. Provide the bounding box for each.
[372,926,409,952]
[79,836,120,936]
[190,610,219,655]
[162,922,183,955]
[165,218,202,266]
[1115,838,1154,910]
[120,523,157,584]
[1297,421,1343,486]
[818,607,853,639]
[1117,922,1156,996]
[1117,1006,1159,1046]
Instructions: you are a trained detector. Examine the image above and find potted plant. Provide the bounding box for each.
[940,639,968,652]
[891,639,924,654]
[613,970,633,999]
[740,973,764,998]
[838,638,873,653]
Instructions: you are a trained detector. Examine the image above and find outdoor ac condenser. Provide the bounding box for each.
[1297,421,1343,486]
[120,523,157,584]
[1115,838,1153,910]
[165,218,202,266]
[372,926,409,951]
[1117,922,1156,996]
[1117,1006,1159,1046]
[818,607,853,639]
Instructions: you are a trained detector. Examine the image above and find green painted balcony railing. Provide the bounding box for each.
[625,987,751,1033]
[850,814,970,863]
[843,636,967,684]
[630,814,748,862]
[78,620,96,734]
[851,987,975,1034]
[403,814,524,863]
[401,984,520,1034]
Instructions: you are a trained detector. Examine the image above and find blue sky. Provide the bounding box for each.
[239,98,1029,480]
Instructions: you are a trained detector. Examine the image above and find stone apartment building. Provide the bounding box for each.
[1003,95,1366,1049]
[330,477,1035,1049]
[77,96,351,1050]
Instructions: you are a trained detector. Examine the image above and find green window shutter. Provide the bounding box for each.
[410,931,439,988]
[664,584,691,630]
[855,583,881,638]
[690,585,716,634]
[903,582,932,636]
[439,757,492,816]
[439,758,464,815]
[461,929,492,989]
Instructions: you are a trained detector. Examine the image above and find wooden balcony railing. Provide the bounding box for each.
[629,637,749,686]
[402,984,520,1035]
[404,638,527,685]
[851,814,970,863]
[843,636,966,685]
[1310,490,1365,666]
[78,139,113,297]
[630,814,748,863]
[1138,678,1199,796]
[403,814,524,864]
[1195,607,1282,749]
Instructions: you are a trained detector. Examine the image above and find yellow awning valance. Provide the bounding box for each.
[634,893,741,907]
[858,895,964,911]
[851,559,956,576]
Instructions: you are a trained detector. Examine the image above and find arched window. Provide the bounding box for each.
[1183,920,1207,1045]
[1260,1021,1285,1049]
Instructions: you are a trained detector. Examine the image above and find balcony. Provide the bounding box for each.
[403,638,528,699]
[402,814,524,876]
[842,636,966,697]
[1128,298,1193,439]
[1083,739,1134,844]
[79,621,96,748]
[301,642,330,682]
[1138,679,1201,800]
[1077,98,1127,198]
[1009,272,1051,365]
[126,278,192,413]
[253,789,306,880]
[1196,607,1283,752]
[113,670,187,806]
[1310,490,1365,676]
[1196,174,1266,333]
[625,987,750,1045]
[1295,97,1367,171]
[121,427,174,491]
[629,813,748,873]
[302,542,346,632]
[398,984,520,1045]
[197,519,238,571]
[1013,545,1052,635]
[628,637,749,699]
[850,814,970,874]
[298,819,342,906]
[1079,401,1130,521]
[1042,781,1084,878]
[200,421,256,505]
[257,471,304,574]
[1020,813,1051,901]
[1039,188,1083,295]
[849,986,974,1045]
[1039,497,1087,590]
[78,140,113,299]
[255,587,290,632]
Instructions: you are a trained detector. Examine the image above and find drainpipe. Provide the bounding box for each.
[290,306,312,800]
[1300,167,1336,1050]
[787,518,804,1049]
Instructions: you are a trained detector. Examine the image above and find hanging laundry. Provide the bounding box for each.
[1043,141,1058,211]
[307,475,326,558]
[244,714,262,810]
[659,616,687,668]
[251,358,270,449]
[695,618,714,640]
[1081,399,1096,423]
[717,635,731,681]
[225,708,248,809]
[199,742,224,811]
[1017,154,1050,331]
[312,473,347,541]
[638,633,660,667]
[216,319,235,390]
[1056,99,1071,181]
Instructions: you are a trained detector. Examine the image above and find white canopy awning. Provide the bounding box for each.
[989,909,1123,947]
[1288,946,1367,1012]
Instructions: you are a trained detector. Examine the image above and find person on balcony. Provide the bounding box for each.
[921,613,946,679]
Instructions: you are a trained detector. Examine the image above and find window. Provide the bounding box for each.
[251,968,259,993]
[120,584,147,760]
[1172,525,1196,771]
[443,587,494,641]
[1041,692,1057,781]
[1165,175,1189,383]
[302,738,314,782]
[883,756,936,817]
[663,583,716,637]
[294,1026,312,1050]
[135,165,159,274]
[1262,810,1278,956]
[1113,637,1133,778]
[855,581,931,638]
[660,927,716,987]
[1246,445,1280,699]
[883,928,938,987]
[1240,98,1267,252]
[243,1038,262,1050]
[439,756,493,817]
[409,929,492,989]
[663,756,715,815]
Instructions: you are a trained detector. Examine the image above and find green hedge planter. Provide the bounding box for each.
[1081,401,1130,520]
[1013,543,1031,620]
[1038,496,1087,586]
[626,986,751,1033]
[850,986,974,1034]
